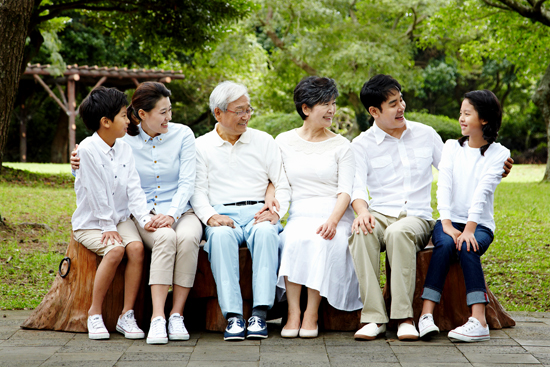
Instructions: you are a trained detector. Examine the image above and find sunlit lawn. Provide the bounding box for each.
[1,164,549,311]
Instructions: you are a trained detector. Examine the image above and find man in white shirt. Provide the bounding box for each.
[190,81,290,341]
[349,75,512,341]
[349,74,440,341]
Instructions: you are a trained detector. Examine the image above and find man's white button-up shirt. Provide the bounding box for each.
[351,119,444,221]
[191,125,291,225]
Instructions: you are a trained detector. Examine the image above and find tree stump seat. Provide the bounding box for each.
[383,243,516,331]
[21,235,255,333]
[21,233,150,332]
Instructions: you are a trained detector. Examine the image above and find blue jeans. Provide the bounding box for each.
[204,203,282,319]
[422,220,494,306]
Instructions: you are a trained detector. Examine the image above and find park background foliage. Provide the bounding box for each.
[4,0,548,165]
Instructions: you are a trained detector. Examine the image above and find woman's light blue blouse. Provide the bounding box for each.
[123,122,195,221]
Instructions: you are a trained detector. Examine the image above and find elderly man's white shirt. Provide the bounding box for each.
[191,125,291,224]
[351,119,444,221]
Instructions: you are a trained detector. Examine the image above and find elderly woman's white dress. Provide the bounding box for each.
[276,130,362,311]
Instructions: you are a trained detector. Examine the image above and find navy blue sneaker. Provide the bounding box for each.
[246,316,268,339]
[224,317,246,341]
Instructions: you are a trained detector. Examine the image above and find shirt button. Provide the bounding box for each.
[157,176,159,178]
[158,186,160,188]
[115,176,117,178]
[154,203,157,205]
[153,146,155,148]
[155,196,157,198]
[154,161,157,163]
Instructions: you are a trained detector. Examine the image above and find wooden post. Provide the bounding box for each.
[67,76,77,155]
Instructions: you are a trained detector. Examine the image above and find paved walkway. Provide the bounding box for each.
[1,310,549,366]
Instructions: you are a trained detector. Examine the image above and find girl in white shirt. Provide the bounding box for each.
[417,90,510,343]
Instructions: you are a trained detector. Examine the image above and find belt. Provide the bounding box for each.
[224,200,265,206]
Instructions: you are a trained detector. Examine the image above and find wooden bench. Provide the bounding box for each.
[22,236,515,333]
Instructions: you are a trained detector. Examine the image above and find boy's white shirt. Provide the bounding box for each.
[350,119,444,221]
[437,139,510,232]
[71,132,152,233]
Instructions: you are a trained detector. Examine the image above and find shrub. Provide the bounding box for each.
[248,113,303,138]
[406,111,461,142]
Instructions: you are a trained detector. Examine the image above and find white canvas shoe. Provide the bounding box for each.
[168,313,190,341]
[397,321,419,341]
[448,317,490,342]
[116,310,145,339]
[354,323,386,340]
[147,316,168,344]
[87,314,109,340]
[419,313,440,339]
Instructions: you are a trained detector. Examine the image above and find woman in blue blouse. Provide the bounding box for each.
[72,82,202,344]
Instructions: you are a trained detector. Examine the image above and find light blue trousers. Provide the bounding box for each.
[204,203,282,319]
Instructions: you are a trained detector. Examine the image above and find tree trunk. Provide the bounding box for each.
[0,0,35,170]
[51,110,69,163]
[533,63,550,182]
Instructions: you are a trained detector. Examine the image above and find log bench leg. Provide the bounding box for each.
[383,247,515,331]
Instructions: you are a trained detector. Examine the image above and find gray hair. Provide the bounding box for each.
[209,81,250,117]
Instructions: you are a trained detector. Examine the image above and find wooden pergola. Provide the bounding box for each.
[19,64,185,161]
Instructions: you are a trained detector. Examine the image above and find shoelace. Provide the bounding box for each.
[227,318,244,331]
[150,318,166,335]
[462,319,478,331]
[90,316,106,330]
[124,312,139,329]
[248,317,257,327]
[170,316,185,333]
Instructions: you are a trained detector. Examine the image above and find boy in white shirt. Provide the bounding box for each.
[72,86,155,340]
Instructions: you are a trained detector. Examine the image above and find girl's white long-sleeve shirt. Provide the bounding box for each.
[437,139,510,233]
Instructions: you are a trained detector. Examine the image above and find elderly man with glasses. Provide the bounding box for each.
[191,81,290,341]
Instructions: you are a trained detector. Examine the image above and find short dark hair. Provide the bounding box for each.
[360,74,402,123]
[79,86,128,132]
[294,76,339,120]
[127,82,172,136]
[458,89,502,156]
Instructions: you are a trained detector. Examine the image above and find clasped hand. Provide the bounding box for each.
[442,221,479,252]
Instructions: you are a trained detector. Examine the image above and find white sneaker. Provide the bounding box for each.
[147,316,168,344]
[419,314,440,339]
[354,323,386,340]
[87,314,109,340]
[168,313,190,341]
[397,321,419,341]
[116,310,145,339]
[448,317,490,342]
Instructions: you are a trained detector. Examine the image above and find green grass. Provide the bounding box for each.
[3,162,73,175]
[1,183,76,309]
[1,164,549,311]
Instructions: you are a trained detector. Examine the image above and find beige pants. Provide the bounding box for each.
[133,209,203,287]
[348,210,434,323]
[74,219,142,257]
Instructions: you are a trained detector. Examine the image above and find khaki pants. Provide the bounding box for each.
[134,209,203,287]
[348,210,434,323]
[74,219,142,257]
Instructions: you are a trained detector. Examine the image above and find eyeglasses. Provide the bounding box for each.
[225,107,254,117]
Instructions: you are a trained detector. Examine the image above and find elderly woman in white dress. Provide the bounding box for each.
[274,76,362,338]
